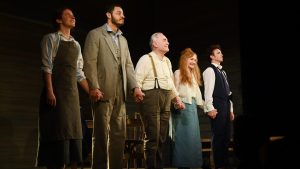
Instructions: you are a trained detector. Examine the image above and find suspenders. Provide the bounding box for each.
[148,54,160,89]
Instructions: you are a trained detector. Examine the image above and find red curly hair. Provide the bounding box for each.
[179,48,202,86]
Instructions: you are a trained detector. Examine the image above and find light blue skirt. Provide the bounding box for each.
[172,99,203,167]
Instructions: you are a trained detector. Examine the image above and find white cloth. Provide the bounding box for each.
[173,70,203,106]
[135,51,179,97]
[203,63,233,112]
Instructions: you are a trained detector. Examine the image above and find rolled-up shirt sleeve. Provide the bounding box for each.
[40,35,54,74]
[41,33,86,82]
[76,42,86,82]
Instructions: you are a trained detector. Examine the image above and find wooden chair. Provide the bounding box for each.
[84,112,145,169]
[124,112,144,169]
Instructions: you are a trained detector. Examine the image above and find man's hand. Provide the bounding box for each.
[89,89,103,102]
[230,112,235,121]
[172,96,185,109]
[133,87,144,103]
[207,109,218,119]
[47,91,56,107]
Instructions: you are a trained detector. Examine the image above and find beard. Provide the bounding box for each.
[111,16,124,27]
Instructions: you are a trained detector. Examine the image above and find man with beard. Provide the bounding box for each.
[83,3,144,169]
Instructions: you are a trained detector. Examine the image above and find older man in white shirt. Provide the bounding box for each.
[135,32,184,169]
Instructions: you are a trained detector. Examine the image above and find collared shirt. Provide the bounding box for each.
[105,23,122,47]
[40,31,86,82]
[173,70,203,106]
[135,51,179,97]
[203,63,233,112]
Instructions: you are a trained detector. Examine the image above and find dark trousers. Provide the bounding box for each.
[140,89,172,169]
[211,98,231,168]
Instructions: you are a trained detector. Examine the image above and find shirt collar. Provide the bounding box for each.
[57,31,74,41]
[150,51,167,62]
[212,62,222,69]
[105,23,122,36]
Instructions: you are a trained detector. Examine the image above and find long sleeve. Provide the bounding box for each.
[135,54,152,89]
[203,67,216,112]
[83,30,100,90]
[76,42,86,82]
[173,70,180,89]
[40,34,55,74]
[230,100,233,112]
[124,48,138,90]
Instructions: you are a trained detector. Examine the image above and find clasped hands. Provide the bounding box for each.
[89,89,104,102]
[207,109,218,119]
[133,87,145,103]
[172,96,185,109]
[89,87,145,103]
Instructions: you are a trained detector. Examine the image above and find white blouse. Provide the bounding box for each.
[173,70,203,106]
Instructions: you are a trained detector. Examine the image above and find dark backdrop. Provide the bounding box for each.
[4,0,299,168]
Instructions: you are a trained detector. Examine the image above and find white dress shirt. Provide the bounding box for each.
[203,63,233,113]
